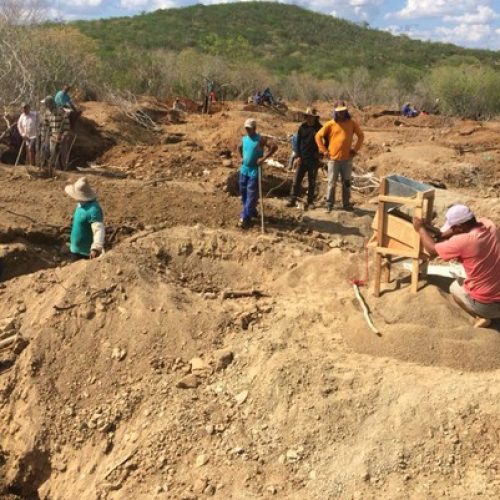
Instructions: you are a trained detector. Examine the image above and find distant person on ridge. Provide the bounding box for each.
[401,102,418,118]
[65,177,105,261]
[238,118,277,229]
[315,101,364,212]
[55,85,77,112]
[413,205,500,328]
[55,85,81,129]
[286,107,322,210]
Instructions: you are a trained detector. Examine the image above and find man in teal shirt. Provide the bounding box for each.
[238,118,277,228]
[65,177,105,260]
[55,85,76,111]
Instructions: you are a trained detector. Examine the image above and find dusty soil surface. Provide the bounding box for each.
[0,99,499,499]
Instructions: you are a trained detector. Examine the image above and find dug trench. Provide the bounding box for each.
[0,226,499,498]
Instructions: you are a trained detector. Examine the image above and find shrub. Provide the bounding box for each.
[427,64,500,119]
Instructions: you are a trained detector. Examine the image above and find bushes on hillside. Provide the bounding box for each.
[425,64,500,119]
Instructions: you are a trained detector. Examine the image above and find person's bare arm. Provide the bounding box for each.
[257,136,277,165]
[351,121,364,156]
[413,217,437,256]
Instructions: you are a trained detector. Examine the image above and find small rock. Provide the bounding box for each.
[111,347,127,361]
[190,357,209,373]
[205,424,215,435]
[196,454,209,467]
[267,485,278,495]
[286,449,301,462]
[203,484,216,496]
[177,374,200,389]
[193,478,207,494]
[214,349,234,371]
[234,390,248,405]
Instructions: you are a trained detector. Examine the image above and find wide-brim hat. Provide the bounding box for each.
[334,100,348,112]
[65,177,96,202]
[304,107,318,116]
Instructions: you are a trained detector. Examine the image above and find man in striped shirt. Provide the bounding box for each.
[42,95,70,170]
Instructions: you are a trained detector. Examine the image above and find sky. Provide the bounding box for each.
[42,0,500,50]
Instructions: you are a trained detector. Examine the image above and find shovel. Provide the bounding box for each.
[14,140,25,167]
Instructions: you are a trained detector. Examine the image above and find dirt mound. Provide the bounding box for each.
[349,284,500,371]
[0,98,499,499]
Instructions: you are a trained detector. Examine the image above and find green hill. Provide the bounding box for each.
[75,2,500,79]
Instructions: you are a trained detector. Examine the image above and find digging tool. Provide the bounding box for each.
[258,165,265,234]
[14,140,25,167]
[65,133,77,170]
[351,280,380,335]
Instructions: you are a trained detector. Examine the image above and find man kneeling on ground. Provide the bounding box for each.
[413,205,500,328]
[65,177,105,261]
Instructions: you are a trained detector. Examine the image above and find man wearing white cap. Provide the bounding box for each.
[413,205,500,328]
[238,118,277,228]
[65,177,105,260]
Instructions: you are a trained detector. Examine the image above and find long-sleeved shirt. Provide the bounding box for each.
[43,109,70,139]
[315,119,364,161]
[296,121,322,160]
[17,111,39,139]
[70,200,105,256]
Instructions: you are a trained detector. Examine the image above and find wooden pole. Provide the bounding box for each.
[258,165,265,234]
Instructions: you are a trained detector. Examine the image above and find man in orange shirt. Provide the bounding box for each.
[315,101,364,212]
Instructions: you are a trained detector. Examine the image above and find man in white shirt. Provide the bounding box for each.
[17,104,39,166]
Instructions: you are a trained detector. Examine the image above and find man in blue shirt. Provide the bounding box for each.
[238,118,277,229]
[65,177,105,260]
[55,85,77,111]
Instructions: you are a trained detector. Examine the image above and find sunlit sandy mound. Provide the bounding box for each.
[348,284,500,372]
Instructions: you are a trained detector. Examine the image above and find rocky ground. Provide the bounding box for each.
[0,99,498,499]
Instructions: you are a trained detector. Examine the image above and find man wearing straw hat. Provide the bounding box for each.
[286,107,322,210]
[65,177,105,260]
[315,101,364,212]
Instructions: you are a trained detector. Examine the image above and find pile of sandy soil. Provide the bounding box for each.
[0,227,498,500]
[0,97,499,499]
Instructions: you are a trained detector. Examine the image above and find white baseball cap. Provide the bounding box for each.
[244,118,257,129]
[441,204,475,232]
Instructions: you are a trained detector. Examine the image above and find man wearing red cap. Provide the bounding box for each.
[315,101,364,212]
[413,205,500,328]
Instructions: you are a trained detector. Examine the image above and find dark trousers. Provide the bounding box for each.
[239,172,259,221]
[70,252,89,262]
[290,158,318,204]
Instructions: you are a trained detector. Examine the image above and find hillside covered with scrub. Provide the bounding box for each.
[75,2,500,79]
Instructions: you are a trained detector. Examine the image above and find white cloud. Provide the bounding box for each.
[436,22,493,43]
[444,5,499,24]
[306,0,384,21]
[391,0,478,20]
[70,0,103,6]
[120,0,176,9]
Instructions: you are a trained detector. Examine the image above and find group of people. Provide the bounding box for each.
[238,100,364,225]
[15,85,77,170]
[237,101,499,328]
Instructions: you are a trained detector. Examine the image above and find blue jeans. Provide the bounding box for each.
[239,172,259,221]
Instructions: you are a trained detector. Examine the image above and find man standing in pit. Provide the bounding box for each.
[17,103,38,166]
[315,101,364,212]
[238,118,277,229]
[286,107,322,210]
